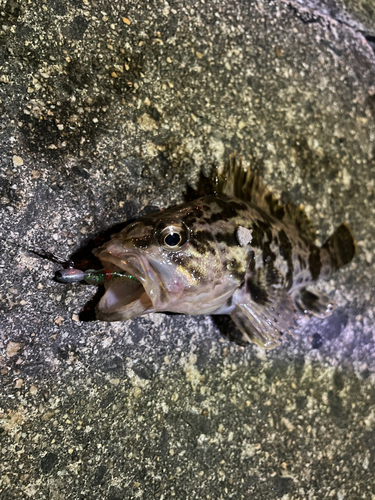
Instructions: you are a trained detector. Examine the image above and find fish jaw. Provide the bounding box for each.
[96,281,154,321]
[92,241,156,321]
[93,237,241,320]
[93,236,195,320]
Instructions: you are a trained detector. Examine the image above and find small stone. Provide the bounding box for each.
[122,17,131,25]
[238,120,246,130]
[281,417,295,432]
[72,314,79,322]
[54,316,64,326]
[236,226,253,246]
[14,378,24,389]
[30,385,38,395]
[133,387,142,398]
[12,155,24,167]
[137,113,158,131]
[31,170,41,179]
[6,341,22,358]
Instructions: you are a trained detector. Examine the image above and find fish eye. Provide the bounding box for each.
[158,224,188,250]
[164,232,182,247]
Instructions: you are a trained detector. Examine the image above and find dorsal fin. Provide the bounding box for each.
[218,153,316,242]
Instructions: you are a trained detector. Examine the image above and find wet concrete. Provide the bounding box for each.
[1,0,375,498]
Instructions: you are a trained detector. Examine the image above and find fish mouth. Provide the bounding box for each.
[92,245,162,322]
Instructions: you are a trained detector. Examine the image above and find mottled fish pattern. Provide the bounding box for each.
[93,154,356,348]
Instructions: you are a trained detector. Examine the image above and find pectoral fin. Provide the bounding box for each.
[230,267,297,349]
[293,286,334,318]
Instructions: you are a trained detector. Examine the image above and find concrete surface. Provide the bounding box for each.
[1,0,375,498]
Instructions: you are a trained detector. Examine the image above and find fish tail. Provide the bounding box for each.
[322,223,356,271]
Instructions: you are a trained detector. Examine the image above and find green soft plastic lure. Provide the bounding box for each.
[56,268,139,285]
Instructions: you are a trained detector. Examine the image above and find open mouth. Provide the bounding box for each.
[92,249,155,322]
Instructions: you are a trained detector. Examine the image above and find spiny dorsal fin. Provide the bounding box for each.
[218,153,316,242]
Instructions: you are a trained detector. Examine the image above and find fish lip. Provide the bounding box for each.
[93,245,167,317]
[93,246,148,281]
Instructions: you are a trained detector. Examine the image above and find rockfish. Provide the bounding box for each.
[59,155,356,348]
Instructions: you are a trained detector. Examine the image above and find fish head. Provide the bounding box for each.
[93,195,250,321]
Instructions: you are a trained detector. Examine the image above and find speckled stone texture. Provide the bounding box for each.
[1,0,375,499]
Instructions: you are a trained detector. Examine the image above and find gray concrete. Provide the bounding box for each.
[1,0,375,498]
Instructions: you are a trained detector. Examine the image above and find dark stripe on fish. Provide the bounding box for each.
[248,250,256,273]
[194,230,215,243]
[251,220,277,267]
[247,278,268,305]
[278,229,293,289]
[216,232,239,247]
[251,220,273,247]
[204,212,226,224]
[184,216,197,226]
[189,266,205,282]
[183,207,204,227]
[308,245,321,280]
[191,230,216,255]
[213,198,245,219]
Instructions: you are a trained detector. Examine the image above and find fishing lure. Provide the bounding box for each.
[56,268,139,285]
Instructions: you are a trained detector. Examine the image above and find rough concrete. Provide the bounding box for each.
[1,0,375,498]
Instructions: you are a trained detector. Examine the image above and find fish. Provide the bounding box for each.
[67,154,357,349]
